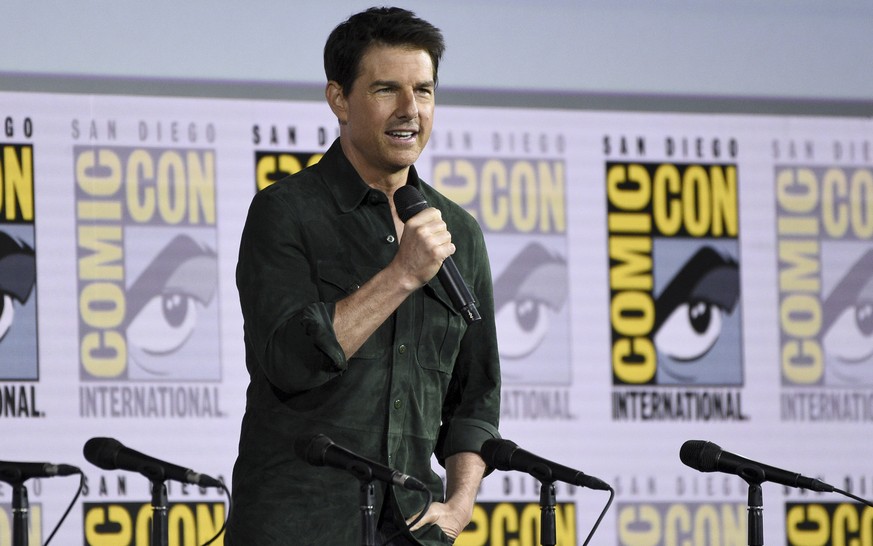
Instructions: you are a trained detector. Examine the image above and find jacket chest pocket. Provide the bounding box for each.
[415,282,470,374]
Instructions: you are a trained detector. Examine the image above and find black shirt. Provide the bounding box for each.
[226,140,501,545]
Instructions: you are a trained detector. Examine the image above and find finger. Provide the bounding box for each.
[405,511,421,526]
[407,505,440,531]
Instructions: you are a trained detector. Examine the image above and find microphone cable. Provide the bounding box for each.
[831,486,873,508]
[379,486,433,544]
[581,484,614,546]
[200,480,232,546]
[43,469,84,546]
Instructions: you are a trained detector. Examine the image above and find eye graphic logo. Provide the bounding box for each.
[607,160,741,387]
[653,243,741,385]
[74,145,219,382]
[429,154,570,385]
[821,248,873,385]
[0,229,37,379]
[123,232,219,380]
[0,232,35,340]
[494,242,569,384]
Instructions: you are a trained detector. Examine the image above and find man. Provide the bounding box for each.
[226,7,501,545]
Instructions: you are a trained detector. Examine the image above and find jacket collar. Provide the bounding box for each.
[319,139,423,213]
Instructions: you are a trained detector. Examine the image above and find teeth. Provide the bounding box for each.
[389,131,414,138]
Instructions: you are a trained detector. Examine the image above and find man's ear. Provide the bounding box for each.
[325,81,348,124]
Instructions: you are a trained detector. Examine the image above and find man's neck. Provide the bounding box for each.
[339,138,412,195]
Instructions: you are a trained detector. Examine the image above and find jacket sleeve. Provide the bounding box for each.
[435,220,501,465]
[236,187,348,394]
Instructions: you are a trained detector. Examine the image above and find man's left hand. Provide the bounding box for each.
[407,500,470,540]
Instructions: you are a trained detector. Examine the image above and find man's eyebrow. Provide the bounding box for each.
[368,79,435,89]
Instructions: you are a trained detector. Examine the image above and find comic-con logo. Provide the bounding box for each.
[777,167,873,387]
[607,162,741,387]
[0,143,39,384]
[456,501,576,546]
[786,501,873,546]
[0,503,42,542]
[617,501,746,545]
[255,151,323,191]
[74,146,219,382]
[83,501,225,546]
[433,156,569,386]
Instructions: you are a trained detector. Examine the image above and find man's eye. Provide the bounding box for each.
[496,298,553,359]
[655,300,725,361]
[127,292,200,357]
[824,299,873,365]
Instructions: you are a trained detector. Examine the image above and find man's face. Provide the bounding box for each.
[336,44,435,183]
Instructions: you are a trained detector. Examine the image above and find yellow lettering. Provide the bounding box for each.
[782,340,823,385]
[81,331,127,378]
[157,151,187,224]
[653,164,682,236]
[491,503,519,546]
[481,159,508,231]
[608,164,650,211]
[786,504,830,546]
[850,169,873,238]
[76,149,122,197]
[84,505,132,546]
[77,226,123,281]
[664,504,692,546]
[777,168,818,214]
[613,337,656,384]
[611,291,655,337]
[779,241,821,293]
[126,149,155,222]
[609,237,653,291]
[618,505,660,546]
[1,146,34,221]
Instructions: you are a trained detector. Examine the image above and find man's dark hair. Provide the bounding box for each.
[324,7,445,95]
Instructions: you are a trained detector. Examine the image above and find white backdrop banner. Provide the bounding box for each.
[1,90,871,546]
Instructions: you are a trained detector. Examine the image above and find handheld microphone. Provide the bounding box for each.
[0,460,81,484]
[83,437,223,488]
[480,438,611,491]
[680,440,834,492]
[294,433,427,492]
[393,185,481,324]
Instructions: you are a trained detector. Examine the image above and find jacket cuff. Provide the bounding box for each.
[300,301,348,373]
[436,417,500,468]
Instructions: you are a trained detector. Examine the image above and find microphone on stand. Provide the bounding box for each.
[679,439,834,491]
[83,437,222,488]
[295,433,427,491]
[0,461,81,484]
[480,438,610,490]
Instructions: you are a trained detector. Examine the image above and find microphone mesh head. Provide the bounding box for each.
[294,433,332,466]
[392,185,428,223]
[479,439,517,471]
[679,440,720,472]
[83,437,123,470]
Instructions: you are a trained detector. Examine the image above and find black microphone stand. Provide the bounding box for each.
[739,466,765,546]
[150,480,169,546]
[340,461,378,546]
[359,479,377,546]
[538,481,557,546]
[11,481,29,546]
[745,480,764,546]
